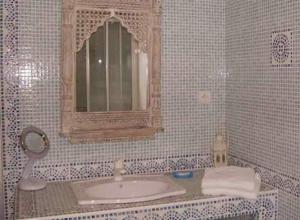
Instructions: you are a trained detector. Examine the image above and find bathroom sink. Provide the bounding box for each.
[71,175,186,205]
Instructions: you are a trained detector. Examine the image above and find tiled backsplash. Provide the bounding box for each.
[225,0,300,219]
[2,0,225,219]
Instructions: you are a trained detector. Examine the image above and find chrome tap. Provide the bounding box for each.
[114,159,126,181]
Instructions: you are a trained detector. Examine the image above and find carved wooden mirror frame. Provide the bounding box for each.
[61,0,163,143]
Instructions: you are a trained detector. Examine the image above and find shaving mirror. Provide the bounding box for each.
[19,126,49,191]
[61,0,163,143]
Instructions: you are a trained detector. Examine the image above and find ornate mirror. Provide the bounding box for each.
[61,0,162,143]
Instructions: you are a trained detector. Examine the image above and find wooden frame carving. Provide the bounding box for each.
[61,0,163,143]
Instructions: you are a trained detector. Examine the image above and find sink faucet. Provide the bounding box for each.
[114,159,126,181]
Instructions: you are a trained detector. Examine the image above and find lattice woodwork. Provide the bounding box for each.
[115,11,149,52]
[76,0,153,10]
[76,10,111,52]
[76,9,150,52]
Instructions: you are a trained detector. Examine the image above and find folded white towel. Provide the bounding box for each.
[202,173,261,200]
[202,166,257,191]
[202,187,258,199]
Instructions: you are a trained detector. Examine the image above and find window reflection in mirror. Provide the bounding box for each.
[76,19,148,112]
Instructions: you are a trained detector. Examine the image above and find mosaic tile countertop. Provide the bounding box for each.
[15,170,276,220]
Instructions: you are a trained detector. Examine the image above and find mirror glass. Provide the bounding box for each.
[24,132,46,154]
[76,19,149,112]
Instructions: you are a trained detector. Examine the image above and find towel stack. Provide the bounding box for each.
[202,166,261,199]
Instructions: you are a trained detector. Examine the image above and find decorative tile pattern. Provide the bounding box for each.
[19,196,276,220]
[4,154,212,182]
[271,31,293,66]
[2,0,21,171]
[66,154,212,181]
[0,0,4,218]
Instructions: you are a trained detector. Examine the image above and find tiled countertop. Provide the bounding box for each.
[15,170,277,220]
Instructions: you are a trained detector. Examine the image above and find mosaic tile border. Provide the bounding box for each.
[2,0,21,173]
[0,0,5,218]
[2,0,21,218]
[4,154,212,183]
[229,156,300,198]
[29,192,278,220]
[67,153,212,180]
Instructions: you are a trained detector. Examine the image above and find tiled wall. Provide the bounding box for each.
[3,0,299,219]
[1,0,225,219]
[225,0,300,219]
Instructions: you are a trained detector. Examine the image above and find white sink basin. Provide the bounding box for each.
[71,175,186,205]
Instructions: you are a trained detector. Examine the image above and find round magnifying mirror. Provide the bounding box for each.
[24,132,46,154]
[19,126,50,191]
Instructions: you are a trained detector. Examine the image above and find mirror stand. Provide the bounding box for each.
[19,159,47,191]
